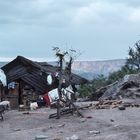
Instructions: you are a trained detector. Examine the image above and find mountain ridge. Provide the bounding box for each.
[72,59,126,80]
[0,59,126,80]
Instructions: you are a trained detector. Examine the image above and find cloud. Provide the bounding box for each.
[72,1,140,26]
[129,8,140,22]
[0,0,140,26]
[0,0,140,60]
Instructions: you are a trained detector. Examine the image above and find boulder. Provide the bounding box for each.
[100,73,140,100]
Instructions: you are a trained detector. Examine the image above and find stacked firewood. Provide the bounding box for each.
[93,100,140,109]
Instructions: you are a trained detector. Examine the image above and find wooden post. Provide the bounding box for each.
[56,53,64,119]
[50,47,84,119]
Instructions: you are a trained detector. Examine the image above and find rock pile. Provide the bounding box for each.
[91,73,140,101]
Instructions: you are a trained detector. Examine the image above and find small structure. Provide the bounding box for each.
[1,56,88,109]
[0,69,7,101]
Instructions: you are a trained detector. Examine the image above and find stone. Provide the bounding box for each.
[89,130,100,135]
[35,135,48,140]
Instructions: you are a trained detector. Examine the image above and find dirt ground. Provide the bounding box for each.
[0,102,140,140]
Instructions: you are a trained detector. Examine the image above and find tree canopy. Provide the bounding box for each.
[126,40,140,70]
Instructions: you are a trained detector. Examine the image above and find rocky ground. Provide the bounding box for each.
[0,102,140,140]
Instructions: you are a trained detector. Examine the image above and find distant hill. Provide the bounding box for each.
[0,59,126,80]
[72,59,126,80]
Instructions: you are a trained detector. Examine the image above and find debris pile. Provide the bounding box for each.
[93,99,140,110]
[91,73,140,101]
[93,100,123,109]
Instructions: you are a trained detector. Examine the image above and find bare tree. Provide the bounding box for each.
[51,47,83,119]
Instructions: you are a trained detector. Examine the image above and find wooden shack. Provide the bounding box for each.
[1,56,88,109]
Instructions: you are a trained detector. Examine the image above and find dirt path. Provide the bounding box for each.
[0,105,140,140]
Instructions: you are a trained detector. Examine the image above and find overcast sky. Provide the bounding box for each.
[0,0,140,61]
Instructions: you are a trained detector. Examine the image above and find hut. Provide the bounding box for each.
[1,56,88,109]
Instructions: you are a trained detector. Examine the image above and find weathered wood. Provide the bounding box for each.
[0,105,5,121]
[49,106,84,119]
[2,56,88,96]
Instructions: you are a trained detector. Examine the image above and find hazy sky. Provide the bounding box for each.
[0,0,140,61]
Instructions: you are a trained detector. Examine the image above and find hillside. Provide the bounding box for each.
[72,59,126,80]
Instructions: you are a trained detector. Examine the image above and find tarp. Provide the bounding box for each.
[48,88,59,103]
[0,69,7,86]
[48,86,73,103]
